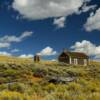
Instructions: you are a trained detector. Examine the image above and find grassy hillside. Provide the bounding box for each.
[0,56,100,100]
[0,55,33,64]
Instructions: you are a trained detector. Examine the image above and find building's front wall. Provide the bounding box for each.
[58,53,70,64]
[77,59,84,65]
[84,59,88,66]
[70,58,88,66]
[70,58,74,64]
[58,53,88,66]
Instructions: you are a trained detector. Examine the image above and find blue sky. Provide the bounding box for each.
[0,0,100,60]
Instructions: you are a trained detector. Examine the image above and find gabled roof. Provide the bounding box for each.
[60,51,89,59]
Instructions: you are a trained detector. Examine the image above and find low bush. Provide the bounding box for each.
[0,91,31,100]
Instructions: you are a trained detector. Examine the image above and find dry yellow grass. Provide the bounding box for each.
[90,60,100,65]
[39,60,57,65]
[0,56,100,100]
[0,55,33,64]
[31,93,45,100]
[32,76,43,82]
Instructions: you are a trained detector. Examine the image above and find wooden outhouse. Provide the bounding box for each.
[34,55,40,62]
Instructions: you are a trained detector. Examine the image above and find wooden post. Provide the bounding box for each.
[74,58,76,65]
[87,59,89,65]
[84,59,87,66]
[69,57,72,64]
[74,58,78,65]
[76,59,78,65]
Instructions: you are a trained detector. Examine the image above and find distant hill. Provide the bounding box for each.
[0,55,33,64]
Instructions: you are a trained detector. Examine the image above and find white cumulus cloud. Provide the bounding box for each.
[0,51,11,56]
[71,40,100,59]
[53,17,66,28]
[84,8,100,31]
[51,59,57,61]
[0,43,10,48]
[38,46,57,56]
[19,54,34,58]
[12,0,92,20]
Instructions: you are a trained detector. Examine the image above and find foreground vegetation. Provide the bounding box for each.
[0,56,100,100]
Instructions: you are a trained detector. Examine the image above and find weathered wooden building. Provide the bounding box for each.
[58,50,89,66]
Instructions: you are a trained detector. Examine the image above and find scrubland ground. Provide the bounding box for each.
[0,56,100,100]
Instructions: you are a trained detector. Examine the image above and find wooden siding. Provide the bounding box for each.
[58,51,89,65]
[34,55,40,62]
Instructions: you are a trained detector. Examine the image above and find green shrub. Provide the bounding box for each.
[44,83,56,93]
[8,83,27,93]
[0,91,31,100]
[0,84,8,91]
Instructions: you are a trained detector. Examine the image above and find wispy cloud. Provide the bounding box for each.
[0,31,33,43]
[81,5,96,13]
[19,54,34,58]
[11,49,20,53]
[53,17,66,28]
[0,31,33,48]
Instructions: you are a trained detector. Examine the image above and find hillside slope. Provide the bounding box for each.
[0,59,100,100]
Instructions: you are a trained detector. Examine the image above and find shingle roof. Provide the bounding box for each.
[63,51,89,59]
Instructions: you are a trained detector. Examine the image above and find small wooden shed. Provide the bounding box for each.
[34,55,40,62]
[58,50,89,66]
